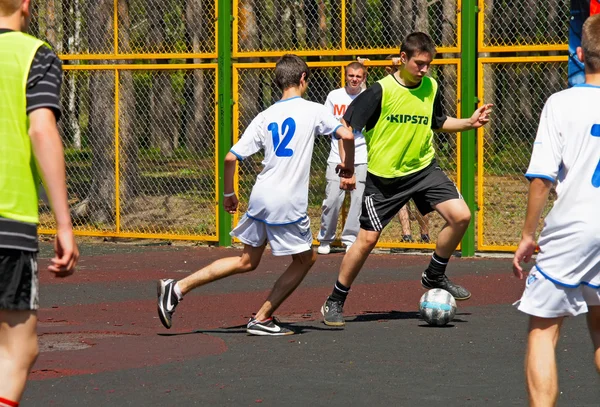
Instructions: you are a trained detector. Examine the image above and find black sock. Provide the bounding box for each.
[329,280,350,303]
[426,252,449,279]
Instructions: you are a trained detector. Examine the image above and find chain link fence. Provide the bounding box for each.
[39,66,219,241]
[233,0,460,56]
[30,0,216,58]
[477,57,568,250]
[478,0,569,51]
[233,61,460,249]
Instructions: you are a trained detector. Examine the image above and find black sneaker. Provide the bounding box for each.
[321,297,345,326]
[420,234,431,243]
[246,316,294,336]
[157,279,180,329]
[421,271,471,300]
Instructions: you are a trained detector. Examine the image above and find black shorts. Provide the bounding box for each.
[360,160,461,232]
[0,249,38,311]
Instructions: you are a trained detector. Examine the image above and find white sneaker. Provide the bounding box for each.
[345,244,352,253]
[317,244,331,255]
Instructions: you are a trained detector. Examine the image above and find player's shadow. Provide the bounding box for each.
[345,310,422,323]
[157,322,343,337]
[344,310,471,325]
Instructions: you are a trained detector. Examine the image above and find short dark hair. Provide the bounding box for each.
[345,61,366,74]
[274,54,310,90]
[582,14,600,73]
[400,32,436,60]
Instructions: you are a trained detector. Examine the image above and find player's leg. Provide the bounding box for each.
[431,198,471,258]
[421,198,471,299]
[317,162,346,255]
[525,316,563,407]
[0,310,38,403]
[340,163,367,251]
[398,205,412,241]
[0,250,40,404]
[587,306,600,374]
[415,166,471,300]
[157,243,266,329]
[323,173,406,326]
[321,228,381,326]
[157,215,268,329]
[247,217,315,336]
[516,267,588,405]
[247,249,316,336]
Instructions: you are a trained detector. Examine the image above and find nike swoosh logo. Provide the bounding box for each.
[249,320,282,332]
[166,287,175,312]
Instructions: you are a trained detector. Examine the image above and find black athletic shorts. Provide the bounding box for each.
[360,160,462,232]
[0,249,38,311]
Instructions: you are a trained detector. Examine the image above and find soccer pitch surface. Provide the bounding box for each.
[24,243,600,406]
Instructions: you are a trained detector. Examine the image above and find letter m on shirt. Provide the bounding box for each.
[333,104,347,117]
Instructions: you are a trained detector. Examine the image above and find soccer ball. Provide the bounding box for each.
[419,288,457,326]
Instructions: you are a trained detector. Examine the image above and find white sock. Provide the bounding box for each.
[174,282,184,301]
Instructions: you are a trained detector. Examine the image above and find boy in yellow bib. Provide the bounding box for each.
[0,1,79,404]
[322,32,492,326]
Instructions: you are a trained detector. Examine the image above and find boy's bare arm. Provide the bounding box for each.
[223,152,239,214]
[28,108,78,275]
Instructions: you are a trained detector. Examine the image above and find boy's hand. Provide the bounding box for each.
[512,236,536,279]
[335,163,354,179]
[50,227,78,277]
[224,194,239,214]
[340,174,356,191]
[469,103,493,128]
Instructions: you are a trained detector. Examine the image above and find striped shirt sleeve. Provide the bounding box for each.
[26,45,63,121]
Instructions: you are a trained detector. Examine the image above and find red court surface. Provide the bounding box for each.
[21,243,600,406]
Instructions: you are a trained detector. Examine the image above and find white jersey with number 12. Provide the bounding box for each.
[230,96,342,225]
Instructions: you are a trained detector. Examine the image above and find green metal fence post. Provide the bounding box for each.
[460,0,477,256]
[217,0,232,246]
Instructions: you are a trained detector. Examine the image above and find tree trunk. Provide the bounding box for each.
[64,0,82,149]
[72,0,138,224]
[148,0,178,157]
[185,0,213,154]
[238,0,261,120]
[381,0,406,48]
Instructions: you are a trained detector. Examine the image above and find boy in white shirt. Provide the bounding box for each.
[317,62,368,254]
[157,54,355,336]
[513,14,600,405]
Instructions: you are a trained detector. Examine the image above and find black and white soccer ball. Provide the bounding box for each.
[419,288,457,326]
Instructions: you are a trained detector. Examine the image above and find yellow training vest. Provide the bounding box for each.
[365,74,438,178]
[0,32,45,223]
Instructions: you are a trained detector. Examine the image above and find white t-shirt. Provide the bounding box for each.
[325,88,368,164]
[526,84,600,287]
[231,96,343,225]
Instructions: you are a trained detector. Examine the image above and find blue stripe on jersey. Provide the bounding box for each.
[229,149,244,161]
[275,96,302,104]
[535,265,600,289]
[592,124,600,137]
[331,124,343,137]
[525,173,555,182]
[573,84,600,89]
[246,213,307,226]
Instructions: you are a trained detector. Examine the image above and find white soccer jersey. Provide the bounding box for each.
[324,88,368,164]
[231,96,343,225]
[525,84,600,287]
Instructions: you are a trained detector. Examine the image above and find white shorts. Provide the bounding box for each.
[515,267,600,318]
[231,214,313,256]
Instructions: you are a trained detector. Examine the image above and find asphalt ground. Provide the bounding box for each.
[21,242,600,406]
